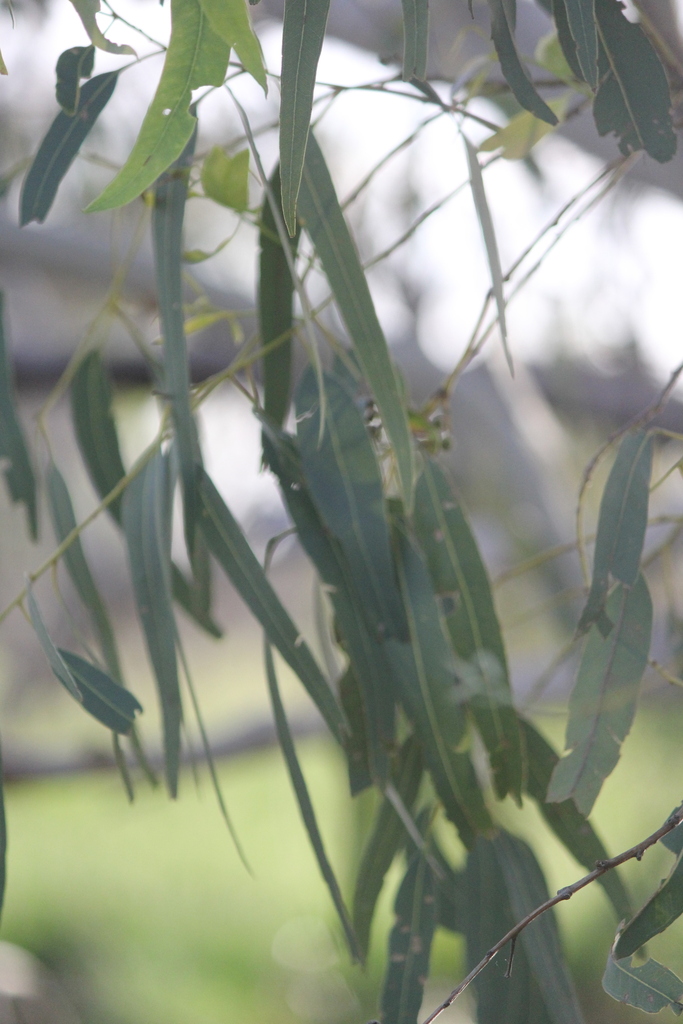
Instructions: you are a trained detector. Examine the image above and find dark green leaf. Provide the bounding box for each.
[551,0,584,80]
[353,736,423,958]
[296,366,407,642]
[265,642,361,962]
[71,351,126,523]
[171,556,223,638]
[548,574,652,816]
[123,452,182,796]
[401,0,429,80]
[0,294,37,538]
[381,846,438,1024]
[593,0,676,163]
[414,459,522,802]
[259,166,300,427]
[59,649,142,733]
[486,0,558,124]
[197,466,346,743]
[616,845,683,958]
[339,666,372,796]
[521,718,631,921]
[578,430,652,635]
[20,71,118,225]
[55,45,95,115]
[280,0,331,234]
[47,462,123,683]
[298,132,415,511]
[432,845,467,934]
[26,583,82,702]
[603,948,683,1015]
[561,0,597,86]
[662,821,683,857]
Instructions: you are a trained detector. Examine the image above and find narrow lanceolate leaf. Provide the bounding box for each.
[171,554,223,638]
[71,351,127,523]
[486,0,558,124]
[197,467,346,742]
[339,667,372,795]
[123,452,182,797]
[562,0,597,86]
[593,0,676,163]
[464,136,512,373]
[196,0,266,90]
[265,642,361,962]
[0,294,37,538]
[414,459,522,802]
[0,740,6,920]
[548,574,652,816]
[296,366,407,641]
[20,72,118,225]
[87,0,230,212]
[380,847,438,1024]
[59,649,143,733]
[279,0,331,234]
[577,429,652,636]
[259,166,300,427]
[298,132,415,512]
[603,947,683,1015]
[26,583,83,702]
[616,844,683,959]
[400,0,429,80]
[47,463,123,683]
[353,736,423,959]
[55,45,95,115]
[551,0,584,80]
[387,530,491,849]
[521,719,630,921]
[68,0,135,54]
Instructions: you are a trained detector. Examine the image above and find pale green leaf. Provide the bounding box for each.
[68,0,135,55]
[201,146,250,211]
[479,97,568,159]
[196,0,266,91]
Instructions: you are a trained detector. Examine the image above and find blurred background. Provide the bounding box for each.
[0,0,683,1020]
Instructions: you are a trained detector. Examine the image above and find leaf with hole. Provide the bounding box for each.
[55,45,95,115]
[603,947,683,1015]
[0,294,37,538]
[201,147,250,211]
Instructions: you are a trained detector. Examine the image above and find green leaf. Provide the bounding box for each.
[486,0,558,124]
[432,845,467,934]
[295,366,407,642]
[68,0,135,55]
[380,845,438,1024]
[615,844,683,958]
[551,0,584,80]
[171,556,223,638]
[479,97,568,160]
[264,642,361,962]
[298,132,415,512]
[353,736,423,958]
[71,351,127,523]
[55,45,95,115]
[0,47,7,75]
[548,574,652,816]
[339,667,372,795]
[603,948,683,1015]
[20,71,118,225]
[0,294,37,538]
[662,821,683,856]
[26,582,83,702]
[259,166,300,427]
[123,452,182,796]
[400,0,429,80]
[593,0,676,163]
[414,459,523,802]
[0,740,7,921]
[520,719,631,921]
[59,649,143,734]
[279,0,331,234]
[197,466,346,743]
[387,528,491,849]
[86,0,230,212]
[562,0,597,86]
[196,0,266,91]
[578,430,652,636]
[47,462,123,683]
[201,146,250,211]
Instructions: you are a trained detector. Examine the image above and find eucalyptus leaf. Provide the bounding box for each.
[551,0,584,80]
[0,294,37,538]
[0,741,7,920]
[196,0,266,91]
[603,948,683,1015]
[615,844,683,958]
[59,649,142,734]
[55,45,95,115]
[486,0,558,124]
[400,0,429,80]
[339,667,372,795]
[26,583,83,702]
[562,0,597,86]
[201,146,250,211]
[662,821,683,857]
[71,351,127,523]
[68,0,135,55]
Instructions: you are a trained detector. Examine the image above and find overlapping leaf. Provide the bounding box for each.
[69,0,135,55]
[201,147,250,211]
[548,574,652,815]
[59,649,143,733]
[561,0,597,86]
[339,667,372,795]
[0,294,37,538]
[616,841,683,959]
[486,0,558,124]
[551,0,584,80]
[196,0,266,90]
[55,45,95,114]
[400,0,429,80]
[603,947,683,1015]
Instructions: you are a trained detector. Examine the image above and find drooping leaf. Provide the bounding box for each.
[400,0,429,80]
[264,642,361,962]
[560,0,597,86]
[414,459,523,802]
[298,132,415,511]
[68,0,135,55]
[86,0,230,212]
[295,366,407,642]
[380,845,438,1024]
[548,574,652,816]
[479,97,567,160]
[593,0,676,163]
[20,71,117,225]
[353,736,423,958]
[171,556,223,638]
[196,0,266,90]
[201,146,250,211]
[432,844,467,934]
[59,649,143,733]
[486,0,558,124]
[339,666,372,795]
[71,351,127,523]
[577,429,652,636]
[0,47,7,75]
[123,452,182,796]
[279,0,331,234]
[615,844,683,959]
[197,466,346,743]
[47,462,123,683]
[0,740,7,920]
[0,294,37,538]
[603,947,683,1015]
[521,718,631,921]
[259,165,300,427]
[55,45,95,115]
[26,582,83,702]
[551,0,584,80]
